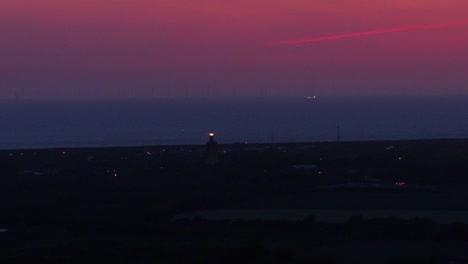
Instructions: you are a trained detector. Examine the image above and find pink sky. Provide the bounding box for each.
[1,0,468,98]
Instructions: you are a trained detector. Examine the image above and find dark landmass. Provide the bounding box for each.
[2,138,468,263]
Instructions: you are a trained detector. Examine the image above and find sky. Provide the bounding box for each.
[1,0,468,98]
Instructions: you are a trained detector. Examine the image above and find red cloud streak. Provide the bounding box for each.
[271,20,468,45]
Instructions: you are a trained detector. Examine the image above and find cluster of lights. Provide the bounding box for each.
[8,152,36,156]
[106,169,118,177]
[8,152,40,157]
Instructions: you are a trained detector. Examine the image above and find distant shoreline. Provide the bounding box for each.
[2,137,468,152]
[3,97,468,149]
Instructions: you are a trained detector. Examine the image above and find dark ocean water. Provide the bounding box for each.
[1,97,468,149]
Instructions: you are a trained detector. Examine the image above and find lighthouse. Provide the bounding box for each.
[205,132,219,165]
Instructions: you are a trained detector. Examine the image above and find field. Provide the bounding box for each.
[177,209,468,224]
[2,139,468,263]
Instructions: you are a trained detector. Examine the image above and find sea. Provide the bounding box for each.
[1,97,468,150]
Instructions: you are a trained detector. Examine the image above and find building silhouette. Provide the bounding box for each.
[205,132,218,165]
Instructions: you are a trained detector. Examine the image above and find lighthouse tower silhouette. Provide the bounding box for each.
[205,132,219,165]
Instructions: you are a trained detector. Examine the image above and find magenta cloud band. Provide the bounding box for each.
[270,20,468,45]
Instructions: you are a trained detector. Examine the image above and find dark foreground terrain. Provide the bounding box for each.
[2,139,468,263]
